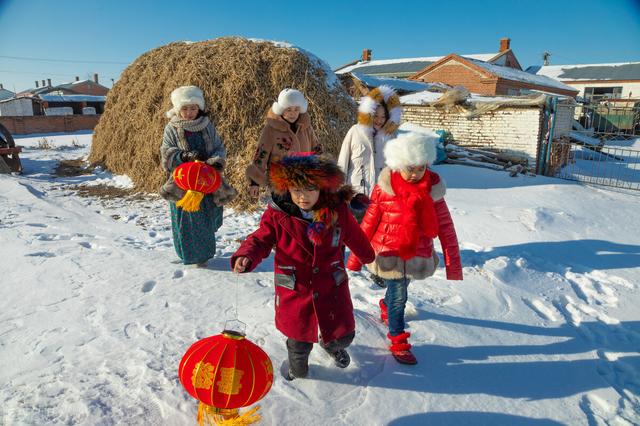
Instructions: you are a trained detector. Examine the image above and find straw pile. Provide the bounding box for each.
[89,37,356,209]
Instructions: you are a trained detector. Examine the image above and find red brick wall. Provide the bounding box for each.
[69,82,109,96]
[0,115,101,135]
[414,61,499,95]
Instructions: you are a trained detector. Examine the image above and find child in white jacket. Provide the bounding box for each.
[337,86,402,288]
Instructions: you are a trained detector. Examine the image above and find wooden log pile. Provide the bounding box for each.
[443,144,533,177]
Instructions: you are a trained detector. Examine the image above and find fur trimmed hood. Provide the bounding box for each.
[271,88,308,115]
[384,131,438,170]
[357,85,402,136]
[165,86,205,118]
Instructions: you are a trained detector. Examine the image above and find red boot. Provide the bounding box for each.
[379,299,389,325]
[387,332,418,365]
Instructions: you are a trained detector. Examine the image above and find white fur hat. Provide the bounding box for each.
[271,88,308,115]
[384,131,438,170]
[166,85,205,118]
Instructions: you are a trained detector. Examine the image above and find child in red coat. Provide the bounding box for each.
[348,132,463,365]
[232,153,375,380]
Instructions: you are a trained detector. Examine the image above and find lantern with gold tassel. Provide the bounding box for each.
[173,161,222,212]
[179,329,274,425]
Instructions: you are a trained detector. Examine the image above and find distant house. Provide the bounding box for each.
[335,38,522,79]
[18,74,109,98]
[410,53,578,97]
[526,62,640,103]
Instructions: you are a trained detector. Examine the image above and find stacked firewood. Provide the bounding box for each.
[443,144,532,177]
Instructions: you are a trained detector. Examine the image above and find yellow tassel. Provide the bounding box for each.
[176,190,205,212]
[197,404,262,426]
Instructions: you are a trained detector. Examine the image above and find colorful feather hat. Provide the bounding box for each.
[269,152,345,195]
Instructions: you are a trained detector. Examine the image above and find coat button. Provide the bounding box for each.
[312,267,319,274]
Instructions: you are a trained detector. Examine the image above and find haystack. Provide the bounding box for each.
[89,37,356,209]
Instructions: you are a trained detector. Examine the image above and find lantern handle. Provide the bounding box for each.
[223,274,246,335]
[224,319,247,336]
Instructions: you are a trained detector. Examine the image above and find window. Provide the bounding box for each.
[584,86,623,102]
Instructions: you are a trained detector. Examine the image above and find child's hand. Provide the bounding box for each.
[234,257,251,273]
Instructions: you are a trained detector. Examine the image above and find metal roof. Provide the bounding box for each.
[527,62,640,81]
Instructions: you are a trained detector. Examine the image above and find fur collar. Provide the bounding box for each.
[266,108,310,133]
[377,167,446,201]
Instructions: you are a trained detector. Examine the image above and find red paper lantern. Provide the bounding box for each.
[172,161,222,212]
[179,330,273,425]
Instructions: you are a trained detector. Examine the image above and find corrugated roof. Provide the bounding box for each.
[0,88,15,101]
[527,62,640,81]
[39,94,106,102]
[351,73,435,93]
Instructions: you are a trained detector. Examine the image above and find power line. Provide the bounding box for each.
[0,55,129,65]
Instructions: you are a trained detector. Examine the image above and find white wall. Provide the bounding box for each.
[567,81,640,100]
[402,104,575,169]
[0,98,34,116]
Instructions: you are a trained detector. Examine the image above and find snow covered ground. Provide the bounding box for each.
[1,132,640,425]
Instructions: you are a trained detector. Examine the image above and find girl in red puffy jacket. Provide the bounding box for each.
[347,132,463,365]
[232,153,374,380]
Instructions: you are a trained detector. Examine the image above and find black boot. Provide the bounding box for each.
[328,348,351,368]
[286,338,312,380]
[320,331,355,368]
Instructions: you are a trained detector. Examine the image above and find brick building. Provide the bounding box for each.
[410,53,578,97]
[335,38,521,79]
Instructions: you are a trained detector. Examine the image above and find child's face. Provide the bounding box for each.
[400,165,427,183]
[373,105,387,130]
[290,186,320,211]
[179,104,199,120]
[282,106,301,124]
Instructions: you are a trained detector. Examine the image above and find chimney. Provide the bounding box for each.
[41,79,46,87]
[362,49,372,62]
[93,73,99,84]
[499,38,511,53]
[75,76,80,81]
[47,78,52,87]
[35,81,39,88]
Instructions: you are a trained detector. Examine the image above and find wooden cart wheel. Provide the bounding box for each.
[0,122,22,173]
[0,122,12,149]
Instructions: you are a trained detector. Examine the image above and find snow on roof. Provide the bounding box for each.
[336,53,499,75]
[526,62,640,81]
[351,73,434,93]
[39,94,106,102]
[471,59,577,92]
[400,90,444,105]
[401,89,544,106]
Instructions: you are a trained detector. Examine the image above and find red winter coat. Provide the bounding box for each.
[232,197,375,343]
[347,168,463,281]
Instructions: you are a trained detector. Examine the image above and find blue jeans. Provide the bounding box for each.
[384,276,410,336]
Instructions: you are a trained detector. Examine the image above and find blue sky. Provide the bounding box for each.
[0,0,639,92]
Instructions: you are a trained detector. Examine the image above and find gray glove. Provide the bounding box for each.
[180,150,205,163]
